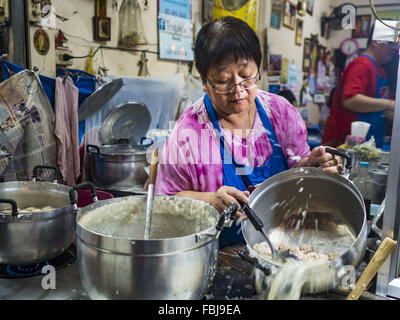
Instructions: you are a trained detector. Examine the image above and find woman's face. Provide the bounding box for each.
[203,55,259,118]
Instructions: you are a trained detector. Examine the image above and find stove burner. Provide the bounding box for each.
[6,262,49,277]
[0,244,76,279]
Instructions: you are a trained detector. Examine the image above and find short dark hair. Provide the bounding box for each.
[277,90,296,105]
[194,16,262,79]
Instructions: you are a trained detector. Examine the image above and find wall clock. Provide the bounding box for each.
[340,38,359,56]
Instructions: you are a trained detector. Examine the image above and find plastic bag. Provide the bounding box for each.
[353,137,381,161]
[118,0,148,48]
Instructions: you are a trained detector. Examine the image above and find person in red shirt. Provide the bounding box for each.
[322,29,397,148]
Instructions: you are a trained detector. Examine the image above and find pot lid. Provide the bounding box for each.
[99,141,148,156]
[99,101,151,146]
[78,78,123,121]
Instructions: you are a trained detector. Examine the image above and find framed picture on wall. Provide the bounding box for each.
[270,0,284,30]
[352,15,372,38]
[33,29,50,55]
[297,0,306,16]
[283,0,297,30]
[269,54,283,76]
[295,19,304,46]
[303,38,311,73]
[93,16,111,41]
[307,0,315,16]
[95,0,108,17]
[309,34,320,76]
[158,0,194,61]
[263,28,270,71]
[321,17,331,39]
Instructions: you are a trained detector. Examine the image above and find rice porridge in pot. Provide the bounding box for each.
[78,196,218,240]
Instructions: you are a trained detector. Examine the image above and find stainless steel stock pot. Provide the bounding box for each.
[0,166,76,265]
[242,167,367,295]
[74,193,234,300]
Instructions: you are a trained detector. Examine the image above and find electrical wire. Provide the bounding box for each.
[100,45,159,55]
[63,45,159,61]
[369,0,400,31]
[29,24,159,60]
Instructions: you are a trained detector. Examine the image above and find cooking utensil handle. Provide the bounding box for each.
[86,144,100,155]
[371,198,385,238]
[0,198,18,216]
[31,165,61,182]
[144,149,159,240]
[216,213,227,232]
[237,200,264,231]
[69,182,98,207]
[238,250,271,276]
[237,200,278,259]
[325,147,352,170]
[149,149,159,185]
[346,237,397,300]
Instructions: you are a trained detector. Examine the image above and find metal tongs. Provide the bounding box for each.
[238,200,301,262]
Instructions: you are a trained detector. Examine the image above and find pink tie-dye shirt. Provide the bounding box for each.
[155,90,310,195]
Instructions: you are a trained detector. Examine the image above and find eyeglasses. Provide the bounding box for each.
[205,72,261,94]
[376,40,399,47]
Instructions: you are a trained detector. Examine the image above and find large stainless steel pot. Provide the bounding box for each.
[87,139,151,190]
[242,167,368,295]
[0,166,76,265]
[74,193,235,300]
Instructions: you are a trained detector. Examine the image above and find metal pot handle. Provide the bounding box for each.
[195,203,238,242]
[118,138,130,145]
[325,147,353,171]
[140,137,154,147]
[0,198,18,216]
[86,144,100,155]
[69,182,98,210]
[31,165,61,183]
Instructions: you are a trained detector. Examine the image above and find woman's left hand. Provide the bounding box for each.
[306,146,344,174]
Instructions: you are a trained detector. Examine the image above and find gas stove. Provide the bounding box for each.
[0,244,88,300]
[0,245,77,279]
[0,245,390,300]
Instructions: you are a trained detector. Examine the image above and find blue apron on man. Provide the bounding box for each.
[204,94,289,249]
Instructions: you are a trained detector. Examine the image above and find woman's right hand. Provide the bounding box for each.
[207,186,250,220]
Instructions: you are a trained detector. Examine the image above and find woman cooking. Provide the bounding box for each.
[155,16,343,249]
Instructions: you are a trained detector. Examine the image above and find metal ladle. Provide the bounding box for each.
[238,200,301,262]
[144,149,158,240]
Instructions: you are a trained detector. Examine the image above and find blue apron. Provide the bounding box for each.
[204,94,288,249]
[357,54,390,148]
